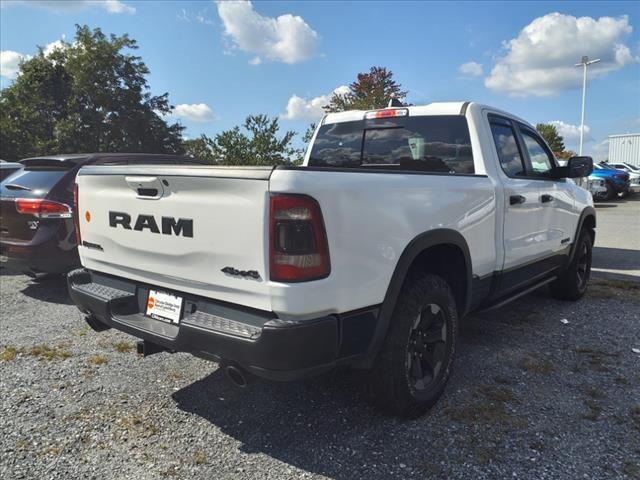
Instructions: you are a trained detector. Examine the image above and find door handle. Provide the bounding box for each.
[541,194,554,203]
[509,195,526,205]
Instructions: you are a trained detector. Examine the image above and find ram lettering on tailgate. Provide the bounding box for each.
[109,211,193,238]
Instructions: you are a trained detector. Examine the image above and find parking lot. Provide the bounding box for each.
[1,200,639,480]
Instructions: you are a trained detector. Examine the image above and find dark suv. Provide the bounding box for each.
[0,153,203,276]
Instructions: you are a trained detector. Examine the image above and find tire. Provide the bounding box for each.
[369,273,458,417]
[603,181,615,200]
[550,228,593,301]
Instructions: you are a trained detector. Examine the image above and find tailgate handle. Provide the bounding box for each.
[137,188,158,197]
[125,176,164,199]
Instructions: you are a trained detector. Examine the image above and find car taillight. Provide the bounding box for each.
[269,194,330,282]
[15,198,72,219]
[73,183,81,244]
[615,173,628,180]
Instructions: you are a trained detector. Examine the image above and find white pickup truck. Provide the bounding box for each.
[68,102,596,416]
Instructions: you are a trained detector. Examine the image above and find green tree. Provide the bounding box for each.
[0,25,184,160]
[535,123,565,153]
[324,66,408,113]
[183,135,216,164]
[183,115,297,166]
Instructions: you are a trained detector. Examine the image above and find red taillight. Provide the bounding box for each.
[15,198,72,218]
[73,183,81,245]
[269,194,330,282]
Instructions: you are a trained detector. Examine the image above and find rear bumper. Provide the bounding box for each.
[0,241,79,275]
[67,268,379,381]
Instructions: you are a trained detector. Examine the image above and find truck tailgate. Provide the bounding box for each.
[76,166,273,311]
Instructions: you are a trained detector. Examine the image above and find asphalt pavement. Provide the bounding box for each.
[592,194,640,282]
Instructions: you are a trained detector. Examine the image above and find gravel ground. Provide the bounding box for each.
[1,270,639,480]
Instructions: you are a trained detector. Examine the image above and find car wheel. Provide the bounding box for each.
[603,182,615,200]
[369,273,458,417]
[549,229,593,301]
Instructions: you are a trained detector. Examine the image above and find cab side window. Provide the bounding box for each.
[489,120,525,177]
[520,129,555,177]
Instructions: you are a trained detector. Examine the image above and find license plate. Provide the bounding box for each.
[146,290,183,324]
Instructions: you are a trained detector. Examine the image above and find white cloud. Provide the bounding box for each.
[549,120,591,141]
[458,61,483,77]
[173,103,216,122]
[4,0,135,14]
[0,50,28,78]
[588,139,609,161]
[216,0,319,64]
[43,37,67,57]
[282,85,349,120]
[485,13,638,96]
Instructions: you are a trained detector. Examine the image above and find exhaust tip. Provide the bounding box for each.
[224,364,249,388]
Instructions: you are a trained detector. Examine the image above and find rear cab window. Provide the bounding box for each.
[309,115,474,174]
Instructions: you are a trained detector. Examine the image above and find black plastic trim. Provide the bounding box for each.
[568,207,596,265]
[67,268,380,381]
[365,229,472,365]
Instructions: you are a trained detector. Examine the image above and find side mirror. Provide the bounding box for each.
[555,156,593,178]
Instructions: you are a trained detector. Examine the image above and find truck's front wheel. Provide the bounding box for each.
[370,273,458,417]
[550,228,593,301]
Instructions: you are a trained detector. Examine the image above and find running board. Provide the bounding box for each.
[477,276,557,313]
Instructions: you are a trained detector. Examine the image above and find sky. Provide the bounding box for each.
[1,0,639,160]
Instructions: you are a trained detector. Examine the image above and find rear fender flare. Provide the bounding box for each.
[366,229,472,362]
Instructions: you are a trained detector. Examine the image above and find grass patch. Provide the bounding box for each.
[193,450,207,465]
[43,445,62,456]
[529,440,546,452]
[117,413,158,438]
[88,354,108,366]
[615,376,630,386]
[520,354,555,374]
[632,405,640,431]
[584,386,606,399]
[0,346,19,361]
[588,278,640,301]
[113,341,134,353]
[479,385,517,403]
[474,446,497,465]
[575,347,620,372]
[622,461,640,478]
[582,398,602,421]
[27,344,71,361]
[493,375,516,386]
[444,384,525,429]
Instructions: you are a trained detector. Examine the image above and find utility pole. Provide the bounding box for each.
[575,56,600,156]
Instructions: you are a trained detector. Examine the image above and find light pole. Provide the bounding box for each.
[575,56,600,155]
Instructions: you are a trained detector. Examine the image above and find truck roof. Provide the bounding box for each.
[321,101,532,129]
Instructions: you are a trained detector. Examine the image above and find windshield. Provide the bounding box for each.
[308,115,474,174]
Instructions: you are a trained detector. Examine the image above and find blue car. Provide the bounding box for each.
[590,164,630,199]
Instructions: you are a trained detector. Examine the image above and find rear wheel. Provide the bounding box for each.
[603,181,615,200]
[369,273,458,417]
[550,229,592,301]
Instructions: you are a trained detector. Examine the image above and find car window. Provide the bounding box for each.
[309,115,474,174]
[520,130,554,177]
[489,122,525,177]
[0,168,70,198]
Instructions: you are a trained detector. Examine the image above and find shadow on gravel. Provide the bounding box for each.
[172,368,393,480]
[0,266,21,276]
[19,274,73,305]
[170,299,543,479]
